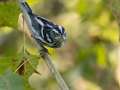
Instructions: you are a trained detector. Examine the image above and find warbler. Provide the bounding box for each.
[19,0,66,48]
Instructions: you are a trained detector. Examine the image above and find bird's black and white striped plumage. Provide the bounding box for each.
[19,0,66,48]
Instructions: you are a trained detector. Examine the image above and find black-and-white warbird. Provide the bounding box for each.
[19,0,66,48]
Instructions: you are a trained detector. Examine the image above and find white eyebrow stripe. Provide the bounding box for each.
[52,29,59,34]
[58,26,63,33]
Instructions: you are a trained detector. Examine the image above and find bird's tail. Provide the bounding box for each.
[19,0,32,14]
[18,0,35,36]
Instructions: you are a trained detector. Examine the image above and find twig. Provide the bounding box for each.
[18,0,70,90]
[39,47,69,90]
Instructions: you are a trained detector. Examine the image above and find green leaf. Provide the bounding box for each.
[0,70,24,90]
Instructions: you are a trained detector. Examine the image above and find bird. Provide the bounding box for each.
[19,0,66,48]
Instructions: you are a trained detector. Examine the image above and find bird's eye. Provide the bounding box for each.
[50,31,60,37]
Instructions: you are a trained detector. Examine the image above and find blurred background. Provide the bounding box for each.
[0,0,120,90]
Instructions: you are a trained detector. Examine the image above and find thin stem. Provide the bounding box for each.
[41,52,70,90]
[23,16,26,55]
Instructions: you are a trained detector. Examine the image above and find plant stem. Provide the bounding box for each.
[40,48,70,90]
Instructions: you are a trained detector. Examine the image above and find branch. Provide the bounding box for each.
[39,47,69,90]
[18,0,70,90]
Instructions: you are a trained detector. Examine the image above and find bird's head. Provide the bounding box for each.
[49,25,66,47]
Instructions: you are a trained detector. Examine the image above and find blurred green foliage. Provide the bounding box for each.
[0,0,120,90]
[0,70,24,90]
[0,1,20,27]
